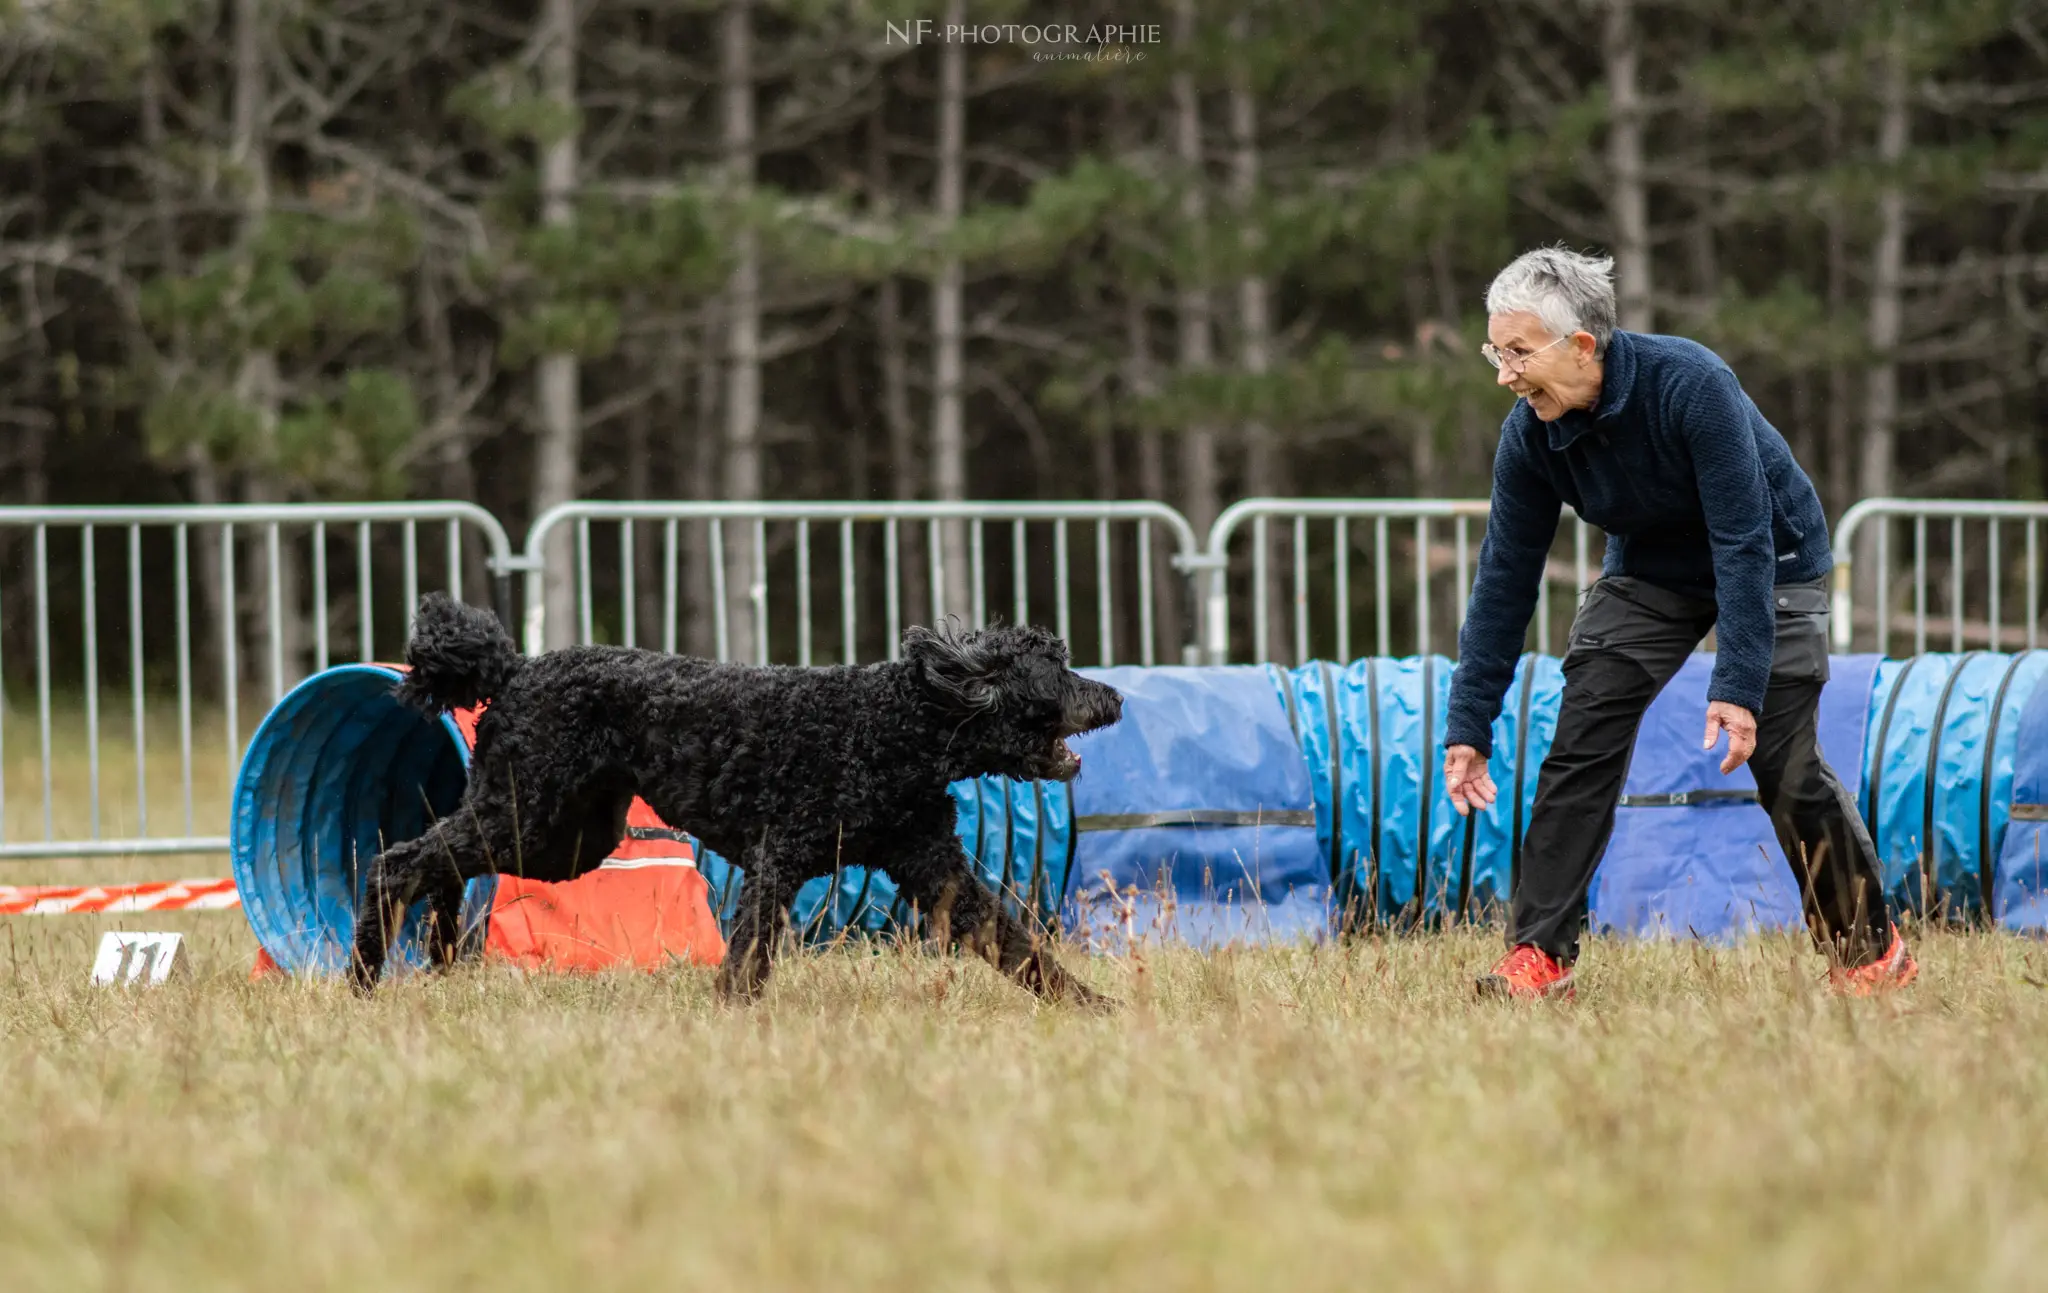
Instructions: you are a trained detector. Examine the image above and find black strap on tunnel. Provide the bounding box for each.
[1453,657,1481,923]
[1455,790,1478,923]
[1866,654,1925,863]
[1077,810,1318,829]
[1413,655,1436,923]
[972,778,989,868]
[999,776,1017,918]
[1027,782,1049,930]
[1057,779,1080,917]
[1921,652,1983,918]
[1366,657,1383,931]
[1510,653,1535,903]
[1979,650,2039,919]
[1615,789,1759,807]
[848,863,878,934]
[1318,660,1347,922]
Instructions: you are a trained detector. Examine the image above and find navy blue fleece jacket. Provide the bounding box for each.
[1443,330,1832,756]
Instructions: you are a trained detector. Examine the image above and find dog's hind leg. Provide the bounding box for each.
[895,840,1114,1011]
[716,842,799,1004]
[562,786,634,878]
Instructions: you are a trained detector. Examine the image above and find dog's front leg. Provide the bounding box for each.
[351,839,428,994]
[902,846,1115,1011]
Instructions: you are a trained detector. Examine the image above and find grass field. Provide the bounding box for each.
[9,703,2048,1289]
[6,917,2048,1292]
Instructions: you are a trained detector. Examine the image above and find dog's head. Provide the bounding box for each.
[903,620,1123,782]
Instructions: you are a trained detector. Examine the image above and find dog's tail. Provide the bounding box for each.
[395,592,524,715]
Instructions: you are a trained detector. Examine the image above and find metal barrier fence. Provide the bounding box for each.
[2,494,2038,864]
[0,504,515,860]
[1196,499,1608,665]
[1833,499,2048,655]
[517,500,1207,667]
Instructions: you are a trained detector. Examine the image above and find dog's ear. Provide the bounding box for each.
[903,620,1002,714]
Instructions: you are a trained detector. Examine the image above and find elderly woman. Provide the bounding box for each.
[1443,246,1916,1000]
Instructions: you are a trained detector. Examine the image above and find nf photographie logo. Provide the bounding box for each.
[884,20,1162,61]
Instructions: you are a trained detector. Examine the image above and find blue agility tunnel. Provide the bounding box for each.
[602,652,2048,946]
[230,664,491,975]
[699,665,1326,949]
[237,652,2048,961]
[1277,655,1563,930]
[1862,652,2048,922]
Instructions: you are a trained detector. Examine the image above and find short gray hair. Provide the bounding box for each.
[1485,246,1618,357]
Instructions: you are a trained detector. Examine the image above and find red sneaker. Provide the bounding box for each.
[1829,925,1918,997]
[1475,944,1576,1000]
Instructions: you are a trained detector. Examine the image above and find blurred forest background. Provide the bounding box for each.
[1,0,2045,671]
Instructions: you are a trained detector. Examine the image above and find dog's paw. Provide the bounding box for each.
[714,969,768,1006]
[347,963,381,998]
[1061,981,1121,1013]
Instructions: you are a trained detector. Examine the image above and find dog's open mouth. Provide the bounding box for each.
[1049,737,1082,778]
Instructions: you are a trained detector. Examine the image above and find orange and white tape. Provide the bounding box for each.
[0,878,241,915]
[2,847,691,917]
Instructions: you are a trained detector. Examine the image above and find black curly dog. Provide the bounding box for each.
[348,593,1123,1006]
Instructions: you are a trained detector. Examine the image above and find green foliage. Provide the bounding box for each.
[275,369,421,498]
[142,366,423,499]
[6,0,2044,514]
[499,300,622,366]
[447,65,582,147]
[140,383,267,465]
[1683,279,1867,370]
[139,204,418,358]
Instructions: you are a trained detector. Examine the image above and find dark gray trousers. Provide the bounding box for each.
[1510,575,1893,967]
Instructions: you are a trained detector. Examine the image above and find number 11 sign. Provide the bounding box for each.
[90,932,187,986]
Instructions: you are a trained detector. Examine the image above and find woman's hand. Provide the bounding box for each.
[1444,744,1498,817]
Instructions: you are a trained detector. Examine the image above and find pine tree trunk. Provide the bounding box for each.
[1857,24,1909,635]
[872,95,927,636]
[143,57,225,696]
[1172,0,1220,549]
[721,0,763,664]
[1126,296,1179,657]
[1229,33,1288,663]
[531,0,582,650]
[1604,0,1652,333]
[230,0,304,695]
[2034,339,2048,501]
[1861,28,1907,505]
[839,336,872,505]
[1824,98,1852,521]
[2,421,50,698]
[685,303,720,659]
[931,0,972,626]
[625,396,659,647]
[419,268,490,607]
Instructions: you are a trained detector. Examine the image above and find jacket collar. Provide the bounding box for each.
[1543,330,1637,451]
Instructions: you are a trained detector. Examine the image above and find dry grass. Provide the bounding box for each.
[5,918,2048,1292]
[9,704,2048,1289]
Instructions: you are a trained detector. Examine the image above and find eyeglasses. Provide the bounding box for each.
[1481,335,1567,372]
